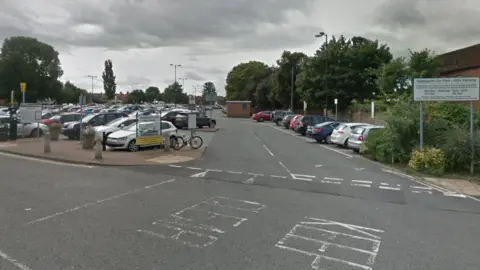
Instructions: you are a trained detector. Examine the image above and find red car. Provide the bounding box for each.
[252,111,271,122]
[42,112,82,126]
[289,114,302,129]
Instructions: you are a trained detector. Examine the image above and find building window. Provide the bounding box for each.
[242,103,247,109]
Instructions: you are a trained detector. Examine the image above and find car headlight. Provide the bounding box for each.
[117,136,128,140]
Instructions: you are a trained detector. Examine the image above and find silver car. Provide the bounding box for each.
[0,116,49,137]
[347,125,384,152]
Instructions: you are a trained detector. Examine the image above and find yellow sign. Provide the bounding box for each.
[136,136,163,146]
[20,82,27,93]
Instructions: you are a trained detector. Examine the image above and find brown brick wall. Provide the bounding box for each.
[227,103,251,118]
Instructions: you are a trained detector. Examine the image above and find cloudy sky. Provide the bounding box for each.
[0,0,478,96]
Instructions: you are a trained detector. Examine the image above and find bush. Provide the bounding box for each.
[82,127,96,149]
[408,148,446,176]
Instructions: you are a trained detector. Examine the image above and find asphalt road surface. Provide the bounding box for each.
[0,110,479,270]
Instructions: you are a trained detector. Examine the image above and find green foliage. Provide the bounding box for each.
[102,59,116,100]
[127,89,145,103]
[0,36,64,102]
[408,148,446,176]
[202,81,217,104]
[61,81,90,104]
[163,82,188,104]
[144,86,160,102]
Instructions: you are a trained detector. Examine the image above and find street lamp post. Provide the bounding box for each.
[178,77,188,90]
[315,31,328,116]
[87,75,97,103]
[170,64,181,105]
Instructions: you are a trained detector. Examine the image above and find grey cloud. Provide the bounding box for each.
[184,65,223,75]
[184,71,206,81]
[188,56,199,61]
[375,0,426,30]
[118,75,151,87]
[1,0,316,51]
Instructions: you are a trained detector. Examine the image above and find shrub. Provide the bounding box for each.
[49,123,62,141]
[408,148,446,176]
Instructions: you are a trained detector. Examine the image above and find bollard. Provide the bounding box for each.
[102,132,107,151]
[164,135,170,152]
[94,136,103,160]
[44,132,51,153]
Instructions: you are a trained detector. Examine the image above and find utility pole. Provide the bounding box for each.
[87,75,97,103]
[315,31,328,116]
[290,66,295,112]
[170,64,181,105]
[178,77,188,89]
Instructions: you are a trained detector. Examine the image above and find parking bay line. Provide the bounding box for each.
[0,249,32,270]
[24,178,176,226]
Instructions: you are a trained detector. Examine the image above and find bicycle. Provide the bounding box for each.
[172,130,203,150]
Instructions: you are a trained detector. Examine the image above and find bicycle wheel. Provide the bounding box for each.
[189,136,203,149]
[172,136,185,150]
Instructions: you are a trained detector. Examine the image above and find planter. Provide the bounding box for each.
[82,127,96,149]
[49,124,62,141]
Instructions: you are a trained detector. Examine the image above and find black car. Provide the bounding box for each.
[282,114,296,129]
[272,110,294,123]
[173,112,216,129]
[61,112,128,139]
[294,115,335,136]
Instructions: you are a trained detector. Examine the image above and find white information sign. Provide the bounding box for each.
[19,104,42,124]
[188,113,197,129]
[413,77,480,101]
[189,95,195,105]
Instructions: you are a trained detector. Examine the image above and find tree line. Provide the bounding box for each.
[225,35,443,111]
[0,36,222,105]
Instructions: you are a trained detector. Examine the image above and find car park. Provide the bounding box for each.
[252,111,271,122]
[94,117,138,137]
[62,112,128,140]
[306,121,342,143]
[347,125,384,152]
[330,122,371,147]
[0,115,48,137]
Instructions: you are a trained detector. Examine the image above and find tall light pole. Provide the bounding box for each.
[87,75,97,103]
[290,66,294,112]
[178,77,188,90]
[170,64,181,105]
[315,31,328,116]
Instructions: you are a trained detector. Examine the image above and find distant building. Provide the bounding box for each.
[438,43,480,109]
[225,101,251,118]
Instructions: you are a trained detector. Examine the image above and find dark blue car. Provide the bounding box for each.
[306,121,342,143]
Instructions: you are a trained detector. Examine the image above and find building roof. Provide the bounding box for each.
[439,43,480,74]
[226,100,251,104]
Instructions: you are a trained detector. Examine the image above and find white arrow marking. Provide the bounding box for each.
[190,171,209,178]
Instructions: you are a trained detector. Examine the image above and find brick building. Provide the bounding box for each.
[439,43,480,109]
[225,101,251,118]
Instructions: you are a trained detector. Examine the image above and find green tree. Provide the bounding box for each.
[274,51,307,109]
[144,86,160,102]
[225,61,269,107]
[0,36,64,102]
[163,82,187,103]
[202,81,217,104]
[102,59,116,100]
[61,81,90,103]
[127,89,145,103]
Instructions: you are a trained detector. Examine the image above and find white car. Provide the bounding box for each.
[94,117,138,137]
[330,122,371,147]
[106,120,178,152]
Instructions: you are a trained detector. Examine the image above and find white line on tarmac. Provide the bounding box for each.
[379,186,401,191]
[319,145,354,158]
[324,177,343,181]
[187,167,202,170]
[270,175,287,179]
[227,171,242,174]
[278,161,292,174]
[24,178,176,226]
[351,183,371,188]
[0,152,95,168]
[352,180,372,184]
[168,165,182,168]
[262,145,274,156]
[0,249,32,270]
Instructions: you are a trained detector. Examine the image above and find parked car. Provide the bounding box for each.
[282,114,296,129]
[43,113,82,126]
[348,125,385,152]
[106,120,178,152]
[330,122,371,147]
[306,121,342,143]
[161,109,190,123]
[289,114,303,129]
[294,115,335,136]
[273,110,294,123]
[173,112,216,129]
[0,115,49,137]
[62,112,128,139]
[94,117,138,137]
[252,111,272,122]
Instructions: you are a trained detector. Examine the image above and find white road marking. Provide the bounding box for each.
[0,249,32,270]
[206,169,222,172]
[24,208,31,211]
[443,192,467,198]
[278,161,292,174]
[227,171,242,174]
[412,190,433,194]
[351,183,371,188]
[243,177,255,184]
[247,173,264,177]
[321,180,341,185]
[379,186,401,191]
[270,175,287,179]
[324,177,343,181]
[137,228,218,249]
[352,180,372,184]
[168,165,182,168]
[354,168,364,171]
[380,183,389,186]
[319,145,354,158]
[153,219,226,234]
[411,186,432,190]
[315,164,323,167]
[291,174,315,181]
[262,145,274,156]
[0,152,94,168]
[24,178,176,226]
[190,171,209,178]
[187,167,202,170]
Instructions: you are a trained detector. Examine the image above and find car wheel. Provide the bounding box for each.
[343,138,349,148]
[325,135,332,144]
[259,117,264,122]
[209,121,216,128]
[30,128,43,137]
[353,149,359,153]
[127,140,138,152]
